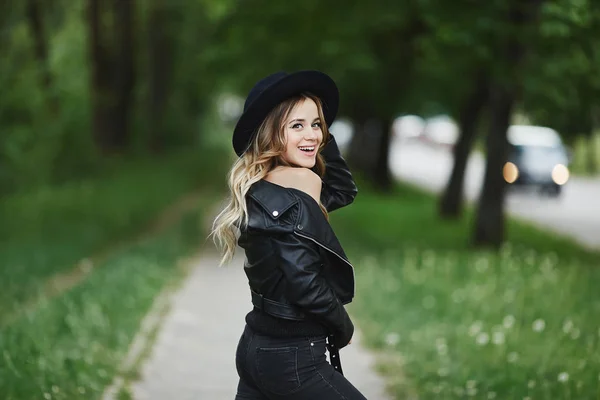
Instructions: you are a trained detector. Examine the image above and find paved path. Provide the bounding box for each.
[390,138,600,250]
[130,250,390,400]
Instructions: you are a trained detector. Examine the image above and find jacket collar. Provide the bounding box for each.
[248,179,351,266]
[248,180,298,219]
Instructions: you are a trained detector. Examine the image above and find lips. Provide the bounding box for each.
[298,146,316,157]
[299,146,315,152]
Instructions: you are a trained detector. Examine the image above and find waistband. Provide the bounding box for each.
[251,289,306,321]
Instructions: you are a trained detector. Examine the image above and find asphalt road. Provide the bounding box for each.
[388,138,600,250]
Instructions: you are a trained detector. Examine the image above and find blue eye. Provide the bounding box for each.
[312,122,322,128]
[291,123,303,129]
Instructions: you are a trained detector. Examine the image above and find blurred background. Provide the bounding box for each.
[1,0,600,399]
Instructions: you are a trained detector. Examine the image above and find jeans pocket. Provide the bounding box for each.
[308,338,328,365]
[256,346,301,395]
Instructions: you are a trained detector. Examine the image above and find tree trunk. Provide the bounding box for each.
[347,14,425,192]
[472,85,514,247]
[347,101,373,175]
[472,0,544,247]
[347,112,392,191]
[373,117,393,191]
[147,0,174,153]
[87,0,116,154]
[586,130,598,174]
[439,72,490,218]
[26,0,58,114]
[112,0,135,150]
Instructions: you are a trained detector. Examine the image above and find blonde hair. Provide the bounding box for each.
[211,93,330,265]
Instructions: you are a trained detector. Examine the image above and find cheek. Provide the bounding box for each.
[284,131,300,148]
[282,130,297,158]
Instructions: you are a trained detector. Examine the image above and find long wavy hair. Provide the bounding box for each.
[211,93,330,266]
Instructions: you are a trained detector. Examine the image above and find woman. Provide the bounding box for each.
[212,70,366,399]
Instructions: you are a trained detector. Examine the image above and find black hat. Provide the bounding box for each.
[233,70,339,156]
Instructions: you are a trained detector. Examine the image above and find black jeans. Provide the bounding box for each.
[235,325,367,399]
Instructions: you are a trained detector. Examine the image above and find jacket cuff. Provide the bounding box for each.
[321,135,340,159]
[322,301,354,349]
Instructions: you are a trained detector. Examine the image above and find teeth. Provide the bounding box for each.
[299,146,315,151]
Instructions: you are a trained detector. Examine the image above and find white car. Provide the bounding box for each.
[503,125,571,196]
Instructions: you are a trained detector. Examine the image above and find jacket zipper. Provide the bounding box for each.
[295,230,355,304]
[294,230,354,269]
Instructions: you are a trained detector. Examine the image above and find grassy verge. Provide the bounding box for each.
[332,183,600,399]
[0,205,214,399]
[570,133,600,176]
[0,132,231,398]
[0,148,229,323]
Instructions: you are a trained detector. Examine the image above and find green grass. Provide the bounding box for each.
[0,206,213,399]
[332,183,600,399]
[0,148,230,323]
[570,133,600,176]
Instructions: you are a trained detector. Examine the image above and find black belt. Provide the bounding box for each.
[251,290,306,321]
[250,290,344,376]
[326,335,344,375]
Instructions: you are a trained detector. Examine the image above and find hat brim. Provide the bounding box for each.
[233,70,339,156]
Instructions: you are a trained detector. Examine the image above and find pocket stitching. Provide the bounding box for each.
[256,346,301,395]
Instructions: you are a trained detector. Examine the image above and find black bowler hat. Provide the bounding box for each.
[232,70,339,157]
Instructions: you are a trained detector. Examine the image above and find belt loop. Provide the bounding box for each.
[259,293,265,312]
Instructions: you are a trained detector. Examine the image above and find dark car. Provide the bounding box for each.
[503,125,570,197]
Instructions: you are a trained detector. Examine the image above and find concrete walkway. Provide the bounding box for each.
[129,249,391,399]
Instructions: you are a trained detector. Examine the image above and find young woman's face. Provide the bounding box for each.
[281,98,323,168]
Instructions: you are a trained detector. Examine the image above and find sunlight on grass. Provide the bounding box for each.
[333,182,600,399]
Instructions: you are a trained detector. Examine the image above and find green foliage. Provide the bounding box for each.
[0,146,229,324]
[0,130,229,398]
[523,0,600,146]
[331,183,600,399]
[0,3,94,192]
[2,0,599,193]
[0,0,234,194]
[0,207,207,400]
[570,132,600,175]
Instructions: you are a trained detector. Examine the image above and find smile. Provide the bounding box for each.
[298,146,315,152]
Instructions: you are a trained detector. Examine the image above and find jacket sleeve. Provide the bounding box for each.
[319,135,358,212]
[272,232,354,349]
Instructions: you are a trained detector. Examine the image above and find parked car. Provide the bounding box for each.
[503,125,570,196]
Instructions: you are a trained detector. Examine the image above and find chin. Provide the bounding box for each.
[294,159,316,169]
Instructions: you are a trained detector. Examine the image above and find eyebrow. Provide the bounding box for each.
[288,117,320,124]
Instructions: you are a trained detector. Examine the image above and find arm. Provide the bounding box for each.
[273,232,354,349]
[319,135,358,212]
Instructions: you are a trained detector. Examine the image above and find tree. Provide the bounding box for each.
[345,5,428,191]
[473,0,545,247]
[518,0,600,178]
[112,0,135,150]
[25,0,58,114]
[146,0,174,152]
[86,0,135,154]
[425,2,503,219]
[439,70,490,218]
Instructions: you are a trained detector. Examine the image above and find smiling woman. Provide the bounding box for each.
[282,98,324,167]
[211,70,366,399]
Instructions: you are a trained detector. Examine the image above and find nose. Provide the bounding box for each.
[304,129,318,141]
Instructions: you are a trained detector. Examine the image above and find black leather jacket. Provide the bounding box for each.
[238,136,357,348]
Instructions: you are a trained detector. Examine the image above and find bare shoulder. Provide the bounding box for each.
[266,167,322,203]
